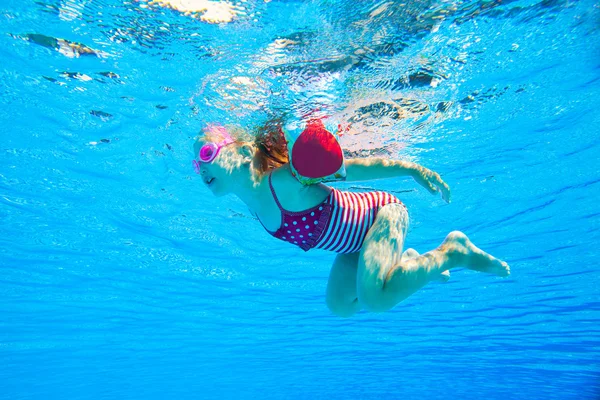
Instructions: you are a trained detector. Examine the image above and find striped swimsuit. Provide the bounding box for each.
[263,173,405,254]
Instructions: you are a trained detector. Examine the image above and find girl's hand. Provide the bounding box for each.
[412,167,451,203]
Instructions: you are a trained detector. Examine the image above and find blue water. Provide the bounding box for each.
[1,0,599,399]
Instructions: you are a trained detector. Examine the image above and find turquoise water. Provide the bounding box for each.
[1,0,599,399]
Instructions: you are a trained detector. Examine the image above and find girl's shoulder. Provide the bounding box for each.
[269,164,331,196]
[270,164,303,189]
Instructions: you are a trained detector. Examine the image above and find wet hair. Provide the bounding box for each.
[195,121,289,175]
[251,119,289,175]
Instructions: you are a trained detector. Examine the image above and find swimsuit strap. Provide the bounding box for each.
[268,172,285,212]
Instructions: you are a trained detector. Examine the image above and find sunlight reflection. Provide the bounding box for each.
[146,0,239,23]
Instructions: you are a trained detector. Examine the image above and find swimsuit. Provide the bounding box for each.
[261,173,405,254]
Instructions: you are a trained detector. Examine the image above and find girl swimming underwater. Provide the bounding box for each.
[193,124,510,318]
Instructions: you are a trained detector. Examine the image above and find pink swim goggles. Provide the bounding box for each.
[192,129,236,174]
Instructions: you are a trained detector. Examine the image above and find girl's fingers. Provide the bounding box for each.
[419,171,451,202]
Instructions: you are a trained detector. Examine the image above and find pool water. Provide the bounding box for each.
[1,0,599,399]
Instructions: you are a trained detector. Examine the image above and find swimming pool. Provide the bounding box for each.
[1,0,599,399]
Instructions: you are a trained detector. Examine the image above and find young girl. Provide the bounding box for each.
[193,124,510,318]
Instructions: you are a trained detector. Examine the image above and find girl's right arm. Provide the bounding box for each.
[344,158,451,203]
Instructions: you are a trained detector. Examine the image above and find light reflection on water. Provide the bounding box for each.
[5,0,570,144]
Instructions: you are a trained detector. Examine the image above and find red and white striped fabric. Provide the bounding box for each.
[263,173,405,253]
[313,189,405,254]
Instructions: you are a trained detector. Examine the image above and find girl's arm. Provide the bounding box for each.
[344,158,451,203]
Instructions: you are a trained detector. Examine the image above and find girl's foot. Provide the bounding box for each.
[443,231,510,277]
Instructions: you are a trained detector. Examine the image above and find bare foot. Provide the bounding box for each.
[443,231,510,277]
[403,248,451,282]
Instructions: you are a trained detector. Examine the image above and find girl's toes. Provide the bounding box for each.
[497,261,510,277]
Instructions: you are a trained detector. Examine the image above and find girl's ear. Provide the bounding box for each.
[239,143,254,163]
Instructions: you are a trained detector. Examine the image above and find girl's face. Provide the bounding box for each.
[194,138,244,197]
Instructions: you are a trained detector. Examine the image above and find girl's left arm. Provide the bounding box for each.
[344,158,451,203]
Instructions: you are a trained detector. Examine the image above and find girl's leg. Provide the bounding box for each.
[325,250,446,317]
[326,252,361,318]
[402,248,451,282]
[357,203,510,312]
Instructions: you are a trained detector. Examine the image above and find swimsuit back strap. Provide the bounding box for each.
[268,172,285,212]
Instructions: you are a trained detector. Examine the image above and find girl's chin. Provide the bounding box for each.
[210,184,228,197]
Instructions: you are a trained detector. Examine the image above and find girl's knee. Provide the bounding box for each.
[357,265,411,312]
[326,297,360,318]
[357,295,394,313]
[357,284,395,313]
